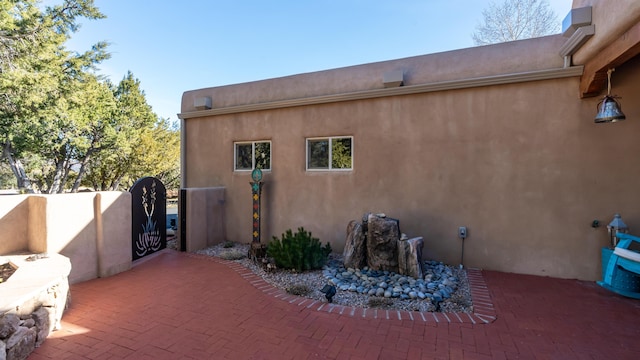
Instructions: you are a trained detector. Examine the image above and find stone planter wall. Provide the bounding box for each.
[0,306,58,360]
[0,254,71,360]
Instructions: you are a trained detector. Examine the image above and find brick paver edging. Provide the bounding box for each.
[184,252,497,324]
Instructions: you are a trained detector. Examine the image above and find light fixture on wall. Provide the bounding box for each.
[607,213,629,248]
[595,69,626,123]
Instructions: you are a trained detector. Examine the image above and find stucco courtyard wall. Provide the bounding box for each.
[180,36,640,281]
[0,192,132,283]
[181,187,226,252]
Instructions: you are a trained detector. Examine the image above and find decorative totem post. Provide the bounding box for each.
[250,167,263,243]
[248,167,267,262]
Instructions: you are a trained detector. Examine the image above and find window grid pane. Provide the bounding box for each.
[255,142,271,170]
[235,143,253,170]
[308,139,329,169]
[331,137,352,169]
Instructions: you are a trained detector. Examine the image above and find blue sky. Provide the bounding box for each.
[61,0,572,121]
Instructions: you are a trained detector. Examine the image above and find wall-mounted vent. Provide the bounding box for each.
[383,70,404,88]
[194,96,212,110]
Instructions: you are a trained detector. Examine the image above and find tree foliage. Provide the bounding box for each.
[472,0,560,46]
[0,0,180,193]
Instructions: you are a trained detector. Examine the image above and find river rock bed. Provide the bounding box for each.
[195,242,473,313]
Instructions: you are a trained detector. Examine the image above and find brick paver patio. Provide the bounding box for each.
[29,250,640,359]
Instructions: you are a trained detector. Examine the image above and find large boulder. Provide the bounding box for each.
[32,307,52,347]
[6,326,36,360]
[343,220,367,269]
[366,214,400,273]
[397,236,424,279]
[0,314,20,339]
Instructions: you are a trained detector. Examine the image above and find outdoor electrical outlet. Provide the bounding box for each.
[458,226,467,239]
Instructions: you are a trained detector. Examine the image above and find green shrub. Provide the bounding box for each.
[267,227,332,272]
[222,240,235,248]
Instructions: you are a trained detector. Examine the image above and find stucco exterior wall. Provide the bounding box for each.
[182,187,226,252]
[0,195,30,254]
[0,192,132,284]
[180,6,640,281]
[572,0,640,65]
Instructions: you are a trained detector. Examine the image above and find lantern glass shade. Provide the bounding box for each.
[607,213,629,247]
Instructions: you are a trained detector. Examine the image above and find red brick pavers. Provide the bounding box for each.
[30,250,640,359]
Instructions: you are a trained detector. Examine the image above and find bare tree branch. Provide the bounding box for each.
[472,0,560,46]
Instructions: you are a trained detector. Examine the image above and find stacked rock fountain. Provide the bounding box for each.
[324,213,459,304]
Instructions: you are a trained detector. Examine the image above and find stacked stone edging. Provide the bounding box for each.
[0,306,54,360]
[0,257,70,360]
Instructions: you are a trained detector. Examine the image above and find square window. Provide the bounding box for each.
[306,136,352,171]
[234,141,271,171]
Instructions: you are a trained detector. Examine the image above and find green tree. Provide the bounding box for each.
[68,75,119,192]
[0,0,108,192]
[82,72,179,192]
[1,1,181,193]
[138,118,181,191]
[472,0,560,46]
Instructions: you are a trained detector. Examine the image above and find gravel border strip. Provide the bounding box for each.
[184,250,497,324]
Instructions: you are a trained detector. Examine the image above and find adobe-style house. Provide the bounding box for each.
[178,0,640,281]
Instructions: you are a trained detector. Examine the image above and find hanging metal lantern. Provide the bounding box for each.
[595,95,626,123]
[595,68,626,124]
[607,213,629,247]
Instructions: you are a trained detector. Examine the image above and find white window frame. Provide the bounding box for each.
[305,136,353,171]
[234,140,272,171]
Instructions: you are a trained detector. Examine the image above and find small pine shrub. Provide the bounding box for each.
[267,227,332,272]
[222,240,235,248]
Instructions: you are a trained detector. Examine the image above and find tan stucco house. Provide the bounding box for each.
[178,0,640,281]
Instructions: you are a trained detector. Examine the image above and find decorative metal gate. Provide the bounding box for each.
[130,177,167,260]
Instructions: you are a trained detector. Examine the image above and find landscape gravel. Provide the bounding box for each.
[194,242,473,313]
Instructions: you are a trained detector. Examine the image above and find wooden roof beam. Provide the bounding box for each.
[580,21,640,98]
